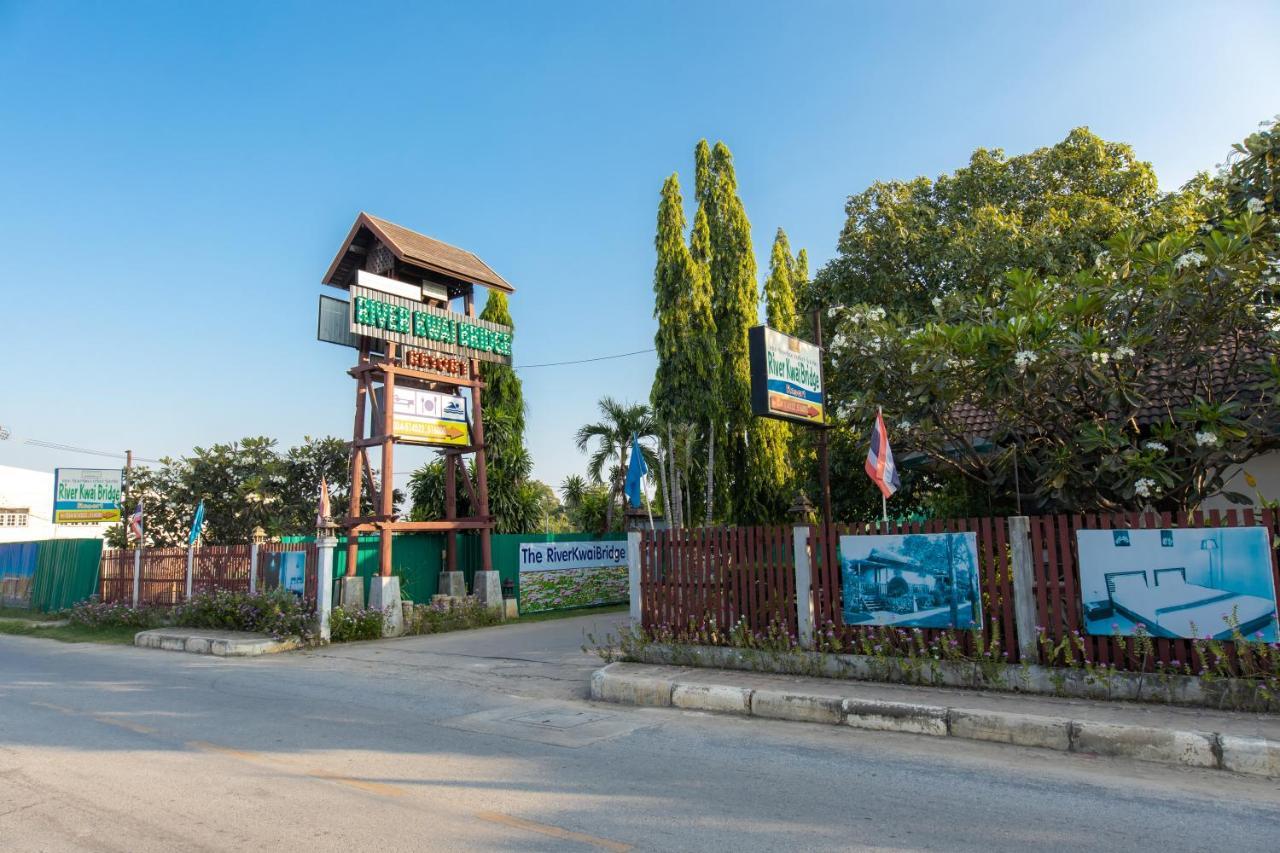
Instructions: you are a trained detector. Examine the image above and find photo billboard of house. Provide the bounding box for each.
[839,532,982,629]
[1077,527,1279,640]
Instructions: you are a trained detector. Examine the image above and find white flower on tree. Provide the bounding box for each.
[1090,351,1111,365]
[1247,197,1267,214]
[1143,440,1168,454]
[1194,431,1220,448]
[1134,478,1157,499]
[1013,350,1038,370]
[1113,345,1136,360]
[1174,251,1208,271]
[931,296,943,310]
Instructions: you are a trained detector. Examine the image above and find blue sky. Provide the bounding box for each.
[2,1,1279,496]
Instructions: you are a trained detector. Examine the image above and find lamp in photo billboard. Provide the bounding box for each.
[748,325,824,426]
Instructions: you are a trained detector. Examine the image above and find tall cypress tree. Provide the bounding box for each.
[765,228,799,334]
[704,142,760,522]
[651,174,718,527]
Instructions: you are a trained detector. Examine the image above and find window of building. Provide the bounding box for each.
[0,508,30,527]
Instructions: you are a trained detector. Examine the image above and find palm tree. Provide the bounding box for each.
[575,397,658,530]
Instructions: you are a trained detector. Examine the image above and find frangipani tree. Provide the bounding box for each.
[827,209,1280,512]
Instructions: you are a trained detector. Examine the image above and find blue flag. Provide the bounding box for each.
[188,499,205,546]
[624,433,648,509]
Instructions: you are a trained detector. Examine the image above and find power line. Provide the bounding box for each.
[5,436,160,465]
[514,348,655,369]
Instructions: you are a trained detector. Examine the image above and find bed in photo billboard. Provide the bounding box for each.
[839,532,982,630]
[1076,527,1279,640]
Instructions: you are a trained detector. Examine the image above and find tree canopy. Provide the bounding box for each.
[810,127,1206,316]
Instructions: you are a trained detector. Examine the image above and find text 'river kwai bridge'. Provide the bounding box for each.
[319,212,514,632]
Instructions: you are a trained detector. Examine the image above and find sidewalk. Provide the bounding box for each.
[591,661,1280,778]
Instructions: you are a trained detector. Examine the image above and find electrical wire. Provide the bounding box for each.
[514,348,654,369]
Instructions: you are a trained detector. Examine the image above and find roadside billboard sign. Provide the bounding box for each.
[348,283,513,365]
[53,468,123,524]
[380,387,472,447]
[748,325,824,426]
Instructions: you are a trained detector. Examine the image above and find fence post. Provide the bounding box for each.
[627,530,642,624]
[185,544,194,601]
[1008,516,1038,661]
[792,526,814,648]
[249,542,259,593]
[316,531,336,643]
[131,548,141,607]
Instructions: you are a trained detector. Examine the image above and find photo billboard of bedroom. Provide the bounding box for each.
[839,532,982,630]
[1077,527,1279,641]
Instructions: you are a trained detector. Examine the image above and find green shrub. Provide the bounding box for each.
[68,600,168,630]
[172,589,316,640]
[405,596,502,636]
[329,606,385,642]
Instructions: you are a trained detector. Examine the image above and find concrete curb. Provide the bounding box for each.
[590,663,1280,779]
[134,629,300,657]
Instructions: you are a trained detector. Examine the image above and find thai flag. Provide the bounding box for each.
[129,500,144,542]
[864,410,901,498]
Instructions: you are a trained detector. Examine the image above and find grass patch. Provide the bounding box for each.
[0,606,52,621]
[513,603,628,624]
[0,621,137,645]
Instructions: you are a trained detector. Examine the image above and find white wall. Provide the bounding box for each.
[0,465,112,544]
[1202,451,1280,512]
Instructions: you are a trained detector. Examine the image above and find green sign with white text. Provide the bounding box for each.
[348,285,513,365]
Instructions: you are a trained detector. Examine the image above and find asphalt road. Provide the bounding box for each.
[2,612,1279,852]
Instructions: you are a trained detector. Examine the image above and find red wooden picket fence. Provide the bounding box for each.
[98,542,318,605]
[639,509,1280,672]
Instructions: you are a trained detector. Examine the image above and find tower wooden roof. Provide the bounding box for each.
[322,212,514,293]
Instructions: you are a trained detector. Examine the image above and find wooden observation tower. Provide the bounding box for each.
[321,213,514,625]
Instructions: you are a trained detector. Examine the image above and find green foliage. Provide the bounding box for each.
[69,589,317,641]
[408,409,541,533]
[68,600,168,629]
[408,291,540,533]
[559,475,615,532]
[109,435,373,547]
[828,208,1279,512]
[651,173,720,433]
[574,397,658,530]
[811,127,1209,316]
[329,605,385,642]
[405,596,503,635]
[172,588,316,640]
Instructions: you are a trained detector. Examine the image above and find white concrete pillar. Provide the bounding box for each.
[793,526,814,648]
[185,545,194,601]
[249,542,259,594]
[1008,516,1039,661]
[132,548,141,607]
[627,530,642,624]
[316,535,336,643]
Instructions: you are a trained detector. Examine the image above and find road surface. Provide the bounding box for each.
[1,611,1278,851]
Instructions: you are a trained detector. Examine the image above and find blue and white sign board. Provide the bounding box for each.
[276,551,306,596]
[53,468,123,524]
[518,541,628,572]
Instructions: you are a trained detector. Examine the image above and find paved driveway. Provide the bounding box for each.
[3,609,1279,852]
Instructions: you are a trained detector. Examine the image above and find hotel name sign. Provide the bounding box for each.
[348,284,513,365]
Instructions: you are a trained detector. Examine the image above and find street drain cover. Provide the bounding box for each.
[508,710,612,730]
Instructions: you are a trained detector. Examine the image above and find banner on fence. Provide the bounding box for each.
[1077,527,1278,641]
[53,468,122,524]
[517,540,628,613]
[839,532,982,629]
